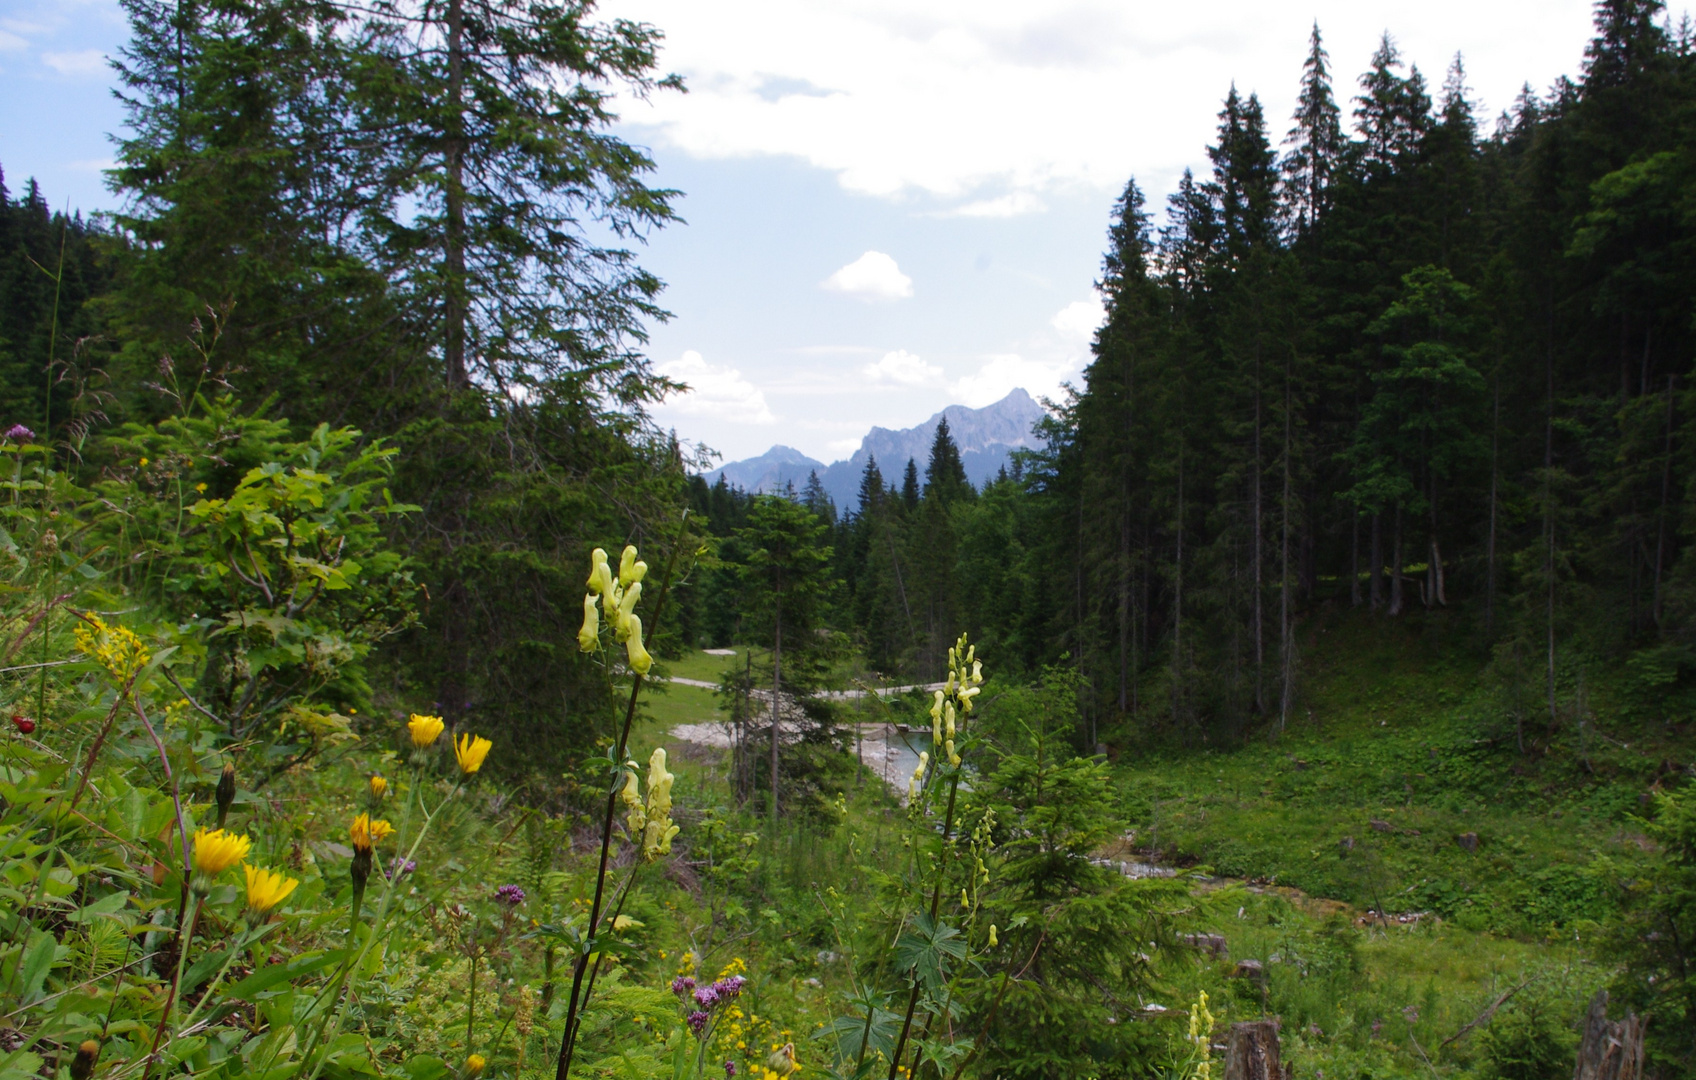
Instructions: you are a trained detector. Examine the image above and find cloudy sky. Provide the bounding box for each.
[0,0,1641,463]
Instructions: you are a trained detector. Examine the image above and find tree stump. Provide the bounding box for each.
[1573,990,1646,1080]
[1224,1019,1284,1080]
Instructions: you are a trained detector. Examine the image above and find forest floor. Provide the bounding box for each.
[635,613,1672,1077]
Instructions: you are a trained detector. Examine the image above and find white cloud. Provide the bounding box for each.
[0,29,27,51]
[605,0,1601,205]
[943,192,1047,218]
[41,49,104,76]
[863,349,943,386]
[656,350,776,425]
[1051,296,1106,343]
[821,251,913,301]
[951,353,1079,409]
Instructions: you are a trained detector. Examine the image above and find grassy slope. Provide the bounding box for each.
[620,618,1672,1079]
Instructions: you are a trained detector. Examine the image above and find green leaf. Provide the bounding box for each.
[403,1056,451,1080]
[66,890,130,923]
[226,948,347,999]
[16,932,56,1003]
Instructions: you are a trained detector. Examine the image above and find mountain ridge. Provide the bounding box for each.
[701,388,1048,510]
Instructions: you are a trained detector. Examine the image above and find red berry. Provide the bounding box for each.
[12,715,35,735]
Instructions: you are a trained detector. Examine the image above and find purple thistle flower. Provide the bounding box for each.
[687,1010,710,1035]
[712,975,747,999]
[724,1063,737,1078]
[670,975,697,997]
[383,857,417,880]
[3,425,34,441]
[693,985,721,1009]
[496,884,526,906]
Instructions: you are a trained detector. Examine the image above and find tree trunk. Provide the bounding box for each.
[1486,378,1500,635]
[444,0,469,389]
[1545,304,1557,733]
[1350,511,1361,607]
[1172,448,1185,733]
[1280,370,1293,735]
[769,608,782,825]
[1370,512,1383,611]
[1389,503,1404,616]
[1224,1020,1285,1080]
[1252,373,1264,715]
[1572,990,1645,1080]
[1653,375,1674,627]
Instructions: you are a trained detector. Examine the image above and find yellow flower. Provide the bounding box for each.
[194,481,207,493]
[641,748,678,859]
[988,924,998,947]
[138,457,148,467]
[625,614,653,676]
[454,732,492,775]
[587,547,614,597]
[578,593,600,652]
[72,615,151,685]
[244,864,299,914]
[350,813,395,853]
[463,1055,487,1078]
[369,774,387,798]
[407,713,445,748]
[191,827,251,875]
[612,914,643,931]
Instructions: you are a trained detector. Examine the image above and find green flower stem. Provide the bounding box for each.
[556,515,690,1080]
[885,764,964,1080]
[293,766,458,1080]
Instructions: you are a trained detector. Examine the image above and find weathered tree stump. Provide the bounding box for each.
[1572,990,1645,1080]
[1223,1019,1284,1080]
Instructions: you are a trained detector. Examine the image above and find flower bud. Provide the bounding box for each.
[960,888,969,909]
[70,1040,99,1080]
[618,545,640,585]
[215,762,237,829]
[578,594,600,652]
[988,924,998,947]
[930,690,944,720]
[630,559,648,584]
[971,659,983,684]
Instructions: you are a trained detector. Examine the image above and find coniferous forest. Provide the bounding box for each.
[4,1,1696,1078]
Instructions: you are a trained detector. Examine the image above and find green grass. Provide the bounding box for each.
[661,646,752,683]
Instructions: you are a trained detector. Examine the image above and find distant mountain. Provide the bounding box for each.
[700,389,1048,511]
[702,444,828,497]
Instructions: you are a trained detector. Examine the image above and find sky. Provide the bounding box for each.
[0,0,1656,464]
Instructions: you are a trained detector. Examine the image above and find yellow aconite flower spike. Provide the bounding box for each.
[191,828,252,875]
[588,548,610,592]
[630,559,648,584]
[455,732,493,775]
[618,545,644,586]
[971,660,983,684]
[244,864,300,914]
[617,580,642,626]
[408,713,445,748]
[578,594,600,652]
[929,690,944,720]
[625,614,653,675]
[988,924,998,947]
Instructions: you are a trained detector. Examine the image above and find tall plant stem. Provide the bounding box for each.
[555,512,691,1080]
[885,769,962,1080]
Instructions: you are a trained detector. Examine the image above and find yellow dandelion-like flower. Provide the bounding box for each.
[191,827,251,875]
[407,713,445,748]
[349,813,395,853]
[244,864,299,914]
[463,1054,487,1078]
[454,732,492,775]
